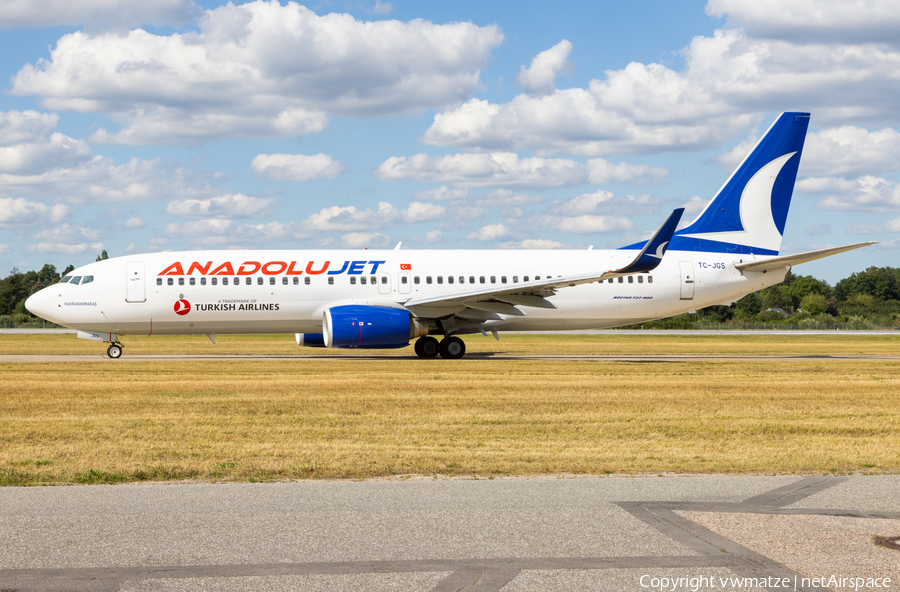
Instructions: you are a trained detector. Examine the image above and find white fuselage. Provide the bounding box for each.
[27,248,786,337]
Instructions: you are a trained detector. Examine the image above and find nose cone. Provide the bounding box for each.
[25,288,54,322]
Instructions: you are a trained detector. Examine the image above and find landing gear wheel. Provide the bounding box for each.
[439,336,466,360]
[107,344,123,359]
[414,336,440,358]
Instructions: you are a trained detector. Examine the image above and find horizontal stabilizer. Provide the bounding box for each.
[735,242,877,273]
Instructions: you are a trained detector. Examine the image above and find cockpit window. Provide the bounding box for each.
[70,276,82,285]
[59,276,72,283]
[81,275,94,285]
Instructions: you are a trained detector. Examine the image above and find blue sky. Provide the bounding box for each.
[1,0,898,284]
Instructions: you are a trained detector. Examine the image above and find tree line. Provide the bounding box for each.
[630,266,900,329]
[1,254,898,329]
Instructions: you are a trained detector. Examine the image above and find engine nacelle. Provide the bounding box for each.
[295,333,325,347]
[323,305,425,349]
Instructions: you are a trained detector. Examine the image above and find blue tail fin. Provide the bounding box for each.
[671,112,810,255]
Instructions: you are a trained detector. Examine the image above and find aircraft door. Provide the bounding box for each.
[678,261,695,300]
[398,272,411,294]
[125,261,146,303]
[378,272,392,294]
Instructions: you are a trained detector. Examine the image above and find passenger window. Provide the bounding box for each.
[282,277,287,285]
[448,276,454,284]
[535,276,540,280]
[522,276,527,282]
[351,277,357,285]
[305,277,311,285]
[212,277,217,286]
[469,276,475,284]
[235,278,241,287]
[269,277,275,285]
[490,276,496,284]
[414,276,420,284]
[328,277,334,285]
[459,276,464,284]
[82,275,94,285]
[190,277,196,286]
[437,276,443,284]
[370,276,376,285]
[501,276,507,283]
[201,277,207,286]
[222,277,228,285]
[257,277,263,285]
[400,276,406,284]
[628,276,633,283]
[293,277,299,285]
[480,276,485,284]
[178,278,184,286]
[245,277,251,285]
[638,275,643,283]
[381,276,388,284]
[426,276,432,284]
[648,276,653,283]
[60,276,72,283]
[608,278,613,283]
[166,278,173,286]
[360,276,366,285]
[156,278,162,286]
[618,277,623,283]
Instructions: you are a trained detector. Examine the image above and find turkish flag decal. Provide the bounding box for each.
[400,263,411,270]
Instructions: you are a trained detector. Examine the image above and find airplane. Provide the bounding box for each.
[25,112,875,359]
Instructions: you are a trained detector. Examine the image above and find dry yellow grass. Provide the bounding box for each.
[1,333,899,485]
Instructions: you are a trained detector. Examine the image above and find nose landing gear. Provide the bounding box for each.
[107,341,124,359]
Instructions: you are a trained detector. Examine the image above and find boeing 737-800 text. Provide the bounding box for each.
[25,112,875,359]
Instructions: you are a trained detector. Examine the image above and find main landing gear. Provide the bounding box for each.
[414,336,466,359]
[107,341,124,359]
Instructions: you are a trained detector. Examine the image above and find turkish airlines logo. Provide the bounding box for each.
[174,299,191,316]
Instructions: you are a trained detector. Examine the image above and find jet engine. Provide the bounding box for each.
[323,305,427,349]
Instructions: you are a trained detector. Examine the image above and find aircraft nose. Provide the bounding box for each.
[25,288,53,321]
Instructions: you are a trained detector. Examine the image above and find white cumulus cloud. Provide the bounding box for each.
[251,153,344,182]
[548,191,659,216]
[165,194,277,219]
[0,0,199,29]
[816,176,900,213]
[706,0,900,45]
[28,223,103,254]
[342,232,390,248]
[422,7,900,157]
[514,40,574,95]
[11,2,503,144]
[466,223,509,241]
[302,201,446,233]
[0,197,70,227]
[376,152,646,189]
[498,238,567,249]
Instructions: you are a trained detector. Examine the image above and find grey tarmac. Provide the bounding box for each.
[3,353,900,363]
[1,476,898,592]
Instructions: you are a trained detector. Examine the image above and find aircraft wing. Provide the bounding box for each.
[403,208,684,317]
[734,242,877,273]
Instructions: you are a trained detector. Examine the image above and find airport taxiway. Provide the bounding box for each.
[1,475,898,591]
[3,353,900,362]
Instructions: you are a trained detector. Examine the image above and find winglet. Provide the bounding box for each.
[617,208,684,274]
